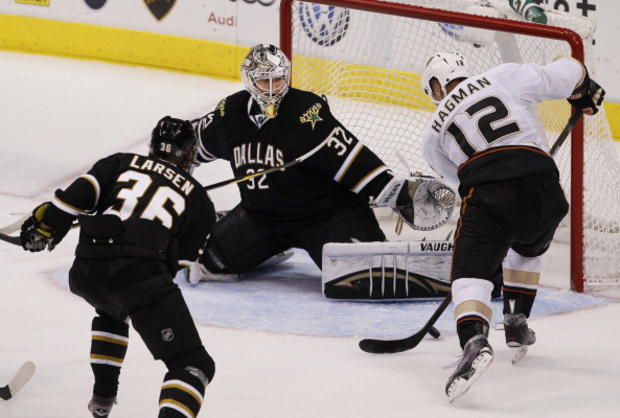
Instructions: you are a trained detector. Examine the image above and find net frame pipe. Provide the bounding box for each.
[280,0,585,291]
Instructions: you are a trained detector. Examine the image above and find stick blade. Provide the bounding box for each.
[0,232,22,246]
[2,362,36,400]
[358,332,425,354]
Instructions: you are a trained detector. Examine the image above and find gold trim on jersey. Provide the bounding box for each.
[352,165,388,194]
[79,174,101,210]
[333,142,364,182]
[52,196,82,216]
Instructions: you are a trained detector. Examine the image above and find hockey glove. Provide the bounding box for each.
[567,71,605,115]
[395,176,456,231]
[20,202,73,252]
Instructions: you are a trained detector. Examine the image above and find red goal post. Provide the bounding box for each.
[280,0,617,293]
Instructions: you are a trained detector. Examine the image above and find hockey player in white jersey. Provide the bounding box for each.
[419,52,605,401]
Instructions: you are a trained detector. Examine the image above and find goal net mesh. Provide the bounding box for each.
[286,0,620,288]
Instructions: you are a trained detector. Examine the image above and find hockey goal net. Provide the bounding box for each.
[280,0,620,292]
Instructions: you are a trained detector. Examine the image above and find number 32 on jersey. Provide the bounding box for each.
[326,126,354,156]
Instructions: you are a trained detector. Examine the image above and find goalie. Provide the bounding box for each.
[186,44,456,290]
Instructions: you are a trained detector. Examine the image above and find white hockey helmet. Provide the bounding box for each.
[421,52,471,104]
[241,44,292,118]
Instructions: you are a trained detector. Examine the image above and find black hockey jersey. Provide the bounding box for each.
[194,88,395,222]
[50,153,214,267]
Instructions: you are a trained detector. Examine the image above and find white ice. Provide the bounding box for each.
[0,51,619,418]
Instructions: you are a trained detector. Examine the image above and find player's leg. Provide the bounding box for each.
[127,279,215,418]
[190,205,292,282]
[68,258,127,417]
[446,183,515,401]
[87,311,129,417]
[502,249,539,363]
[294,201,386,269]
[504,172,569,361]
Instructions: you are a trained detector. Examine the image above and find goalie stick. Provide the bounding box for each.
[0,139,331,243]
[0,361,35,400]
[203,136,330,191]
[358,110,582,354]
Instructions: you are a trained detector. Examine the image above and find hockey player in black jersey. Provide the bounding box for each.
[419,52,605,401]
[20,117,216,417]
[189,44,454,283]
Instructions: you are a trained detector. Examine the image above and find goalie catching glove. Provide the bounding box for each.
[20,202,74,252]
[373,175,456,231]
[567,69,605,115]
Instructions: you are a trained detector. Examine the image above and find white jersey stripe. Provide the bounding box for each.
[79,174,100,209]
[352,166,389,194]
[52,196,81,216]
[333,142,364,182]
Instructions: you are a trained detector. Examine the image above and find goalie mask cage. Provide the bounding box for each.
[280,0,620,292]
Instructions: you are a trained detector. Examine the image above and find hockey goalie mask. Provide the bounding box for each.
[422,52,471,105]
[241,44,292,119]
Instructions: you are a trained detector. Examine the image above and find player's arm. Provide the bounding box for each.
[305,102,455,230]
[192,98,233,164]
[491,58,605,114]
[175,192,216,270]
[20,154,123,252]
[302,101,394,201]
[192,112,219,163]
[421,128,460,188]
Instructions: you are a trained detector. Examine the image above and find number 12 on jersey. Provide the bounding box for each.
[447,96,521,157]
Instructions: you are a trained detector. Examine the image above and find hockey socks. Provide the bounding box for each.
[159,367,207,418]
[90,315,129,399]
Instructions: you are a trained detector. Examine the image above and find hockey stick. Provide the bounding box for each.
[0,361,35,400]
[0,214,29,235]
[358,294,452,354]
[203,136,330,191]
[549,109,583,156]
[0,232,21,246]
[357,111,583,354]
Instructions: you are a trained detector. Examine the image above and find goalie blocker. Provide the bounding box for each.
[322,241,452,300]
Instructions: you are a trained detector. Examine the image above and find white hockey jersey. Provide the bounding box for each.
[421,58,583,187]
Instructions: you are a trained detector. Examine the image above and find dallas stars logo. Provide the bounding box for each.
[300,103,323,130]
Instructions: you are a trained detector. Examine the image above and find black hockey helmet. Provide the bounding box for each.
[150,116,197,171]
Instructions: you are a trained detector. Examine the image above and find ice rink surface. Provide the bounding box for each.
[1,51,619,417]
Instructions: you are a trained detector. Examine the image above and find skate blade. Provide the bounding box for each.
[511,346,528,364]
[447,352,494,403]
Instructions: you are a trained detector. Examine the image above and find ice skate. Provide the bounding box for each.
[504,313,536,364]
[88,394,116,417]
[445,334,494,402]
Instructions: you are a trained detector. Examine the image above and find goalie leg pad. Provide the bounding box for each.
[322,241,452,300]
